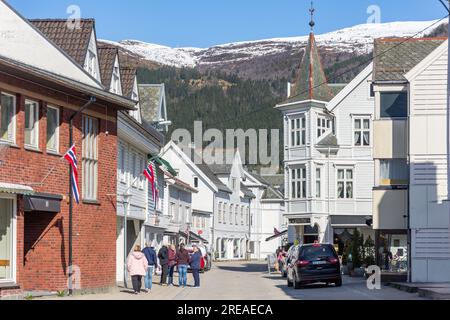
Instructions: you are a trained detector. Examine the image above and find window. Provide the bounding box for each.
[337,168,353,199]
[315,168,321,198]
[86,49,97,78]
[111,66,120,94]
[291,167,307,199]
[380,159,408,185]
[218,202,222,224]
[194,177,199,188]
[246,207,249,226]
[46,106,59,152]
[229,205,233,224]
[240,206,244,225]
[234,206,238,225]
[317,116,331,138]
[24,100,39,148]
[82,115,98,201]
[130,152,137,188]
[0,93,16,143]
[118,144,126,183]
[290,116,306,146]
[354,117,370,146]
[223,203,228,224]
[169,203,176,222]
[138,156,145,189]
[380,92,407,118]
[179,204,184,224]
[185,206,191,224]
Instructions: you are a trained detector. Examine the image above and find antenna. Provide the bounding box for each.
[309,1,315,31]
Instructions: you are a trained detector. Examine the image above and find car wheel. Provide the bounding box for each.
[287,275,293,287]
[293,274,301,289]
[335,278,342,287]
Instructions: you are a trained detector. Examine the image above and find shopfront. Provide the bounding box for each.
[375,230,408,274]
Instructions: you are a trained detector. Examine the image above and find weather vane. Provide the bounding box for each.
[309,1,315,31]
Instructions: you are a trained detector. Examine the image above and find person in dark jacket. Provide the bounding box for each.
[167,244,177,286]
[158,243,169,286]
[190,245,202,288]
[176,243,190,288]
[142,241,157,292]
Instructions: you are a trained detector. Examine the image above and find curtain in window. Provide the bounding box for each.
[0,94,14,141]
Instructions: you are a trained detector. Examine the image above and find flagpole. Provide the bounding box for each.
[67,97,95,296]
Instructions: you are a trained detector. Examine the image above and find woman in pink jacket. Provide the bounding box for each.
[127,245,149,294]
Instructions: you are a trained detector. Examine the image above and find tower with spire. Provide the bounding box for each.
[287,1,334,103]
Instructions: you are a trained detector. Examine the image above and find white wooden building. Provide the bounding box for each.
[275,28,375,249]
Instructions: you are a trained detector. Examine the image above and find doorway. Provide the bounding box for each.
[0,197,14,282]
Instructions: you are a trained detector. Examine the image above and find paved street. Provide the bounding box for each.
[41,261,424,300]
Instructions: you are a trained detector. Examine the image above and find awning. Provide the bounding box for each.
[330,215,371,227]
[151,156,177,176]
[179,231,209,244]
[0,182,33,195]
[23,193,63,213]
[192,209,212,216]
[265,229,288,242]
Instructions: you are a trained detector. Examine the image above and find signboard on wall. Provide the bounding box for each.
[288,218,311,225]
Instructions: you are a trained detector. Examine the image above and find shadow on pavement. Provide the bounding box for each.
[216,263,268,273]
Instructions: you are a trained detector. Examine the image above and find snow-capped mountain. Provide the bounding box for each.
[102,20,443,69]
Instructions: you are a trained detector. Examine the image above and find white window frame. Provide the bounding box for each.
[246,207,249,226]
[234,205,238,225]
[86,49,97,78]
[218,202,223,224]
[290,116,306,147]
[118,143,127,184]
[24,99,39,149]
[337,167,354,199]
[317,115,331,138]
[138,155,145,190]
[291,167,307,199]
[170,202,176,222]
[353,115,371,147]
[111,66,120,94]
[315,167,322,198]
[82,115,98,201]
[46,105,59,153]
[240,206,244,226]
[229,204,233,224]
[0,92,16,144]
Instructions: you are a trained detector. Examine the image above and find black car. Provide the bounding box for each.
[286,243,342,289]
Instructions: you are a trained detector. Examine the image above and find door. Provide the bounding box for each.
[0,198,14,281]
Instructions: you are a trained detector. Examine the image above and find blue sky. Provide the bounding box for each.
[8,0,448,48]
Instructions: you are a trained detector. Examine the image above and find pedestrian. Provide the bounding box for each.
[277,248,286,274]
[158,242,169,286]
[127,245,148,294]
[176,243,190,288]
[142,241,158,292]
[168,244,177,286]
[190,244,202,288]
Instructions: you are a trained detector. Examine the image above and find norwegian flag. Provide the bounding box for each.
[274,227,281,235]
[64,145,80,204]
[143,161,158,202]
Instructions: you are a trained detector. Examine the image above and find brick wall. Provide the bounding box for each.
[1,74,119,292]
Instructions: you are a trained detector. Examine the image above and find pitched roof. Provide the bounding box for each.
[139,84,164,126]
[29,19,95,66]
[207,164,233,175]
[196,163,232,194]
[97,45,118,88]
[316,132,339,147]
[120,67,137,98]
[285,32,334,104]
[373,37,446,82]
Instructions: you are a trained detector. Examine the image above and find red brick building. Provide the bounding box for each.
[0,2,135,296]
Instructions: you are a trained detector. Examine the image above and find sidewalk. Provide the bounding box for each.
[387,282,450,300]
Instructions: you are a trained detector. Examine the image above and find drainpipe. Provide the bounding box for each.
[211,193,216,259]
[67,96,96,296]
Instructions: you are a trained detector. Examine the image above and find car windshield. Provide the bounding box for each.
[299,245,336,260]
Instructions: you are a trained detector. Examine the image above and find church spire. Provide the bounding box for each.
[309,1,315,32]
[287,1,334,102]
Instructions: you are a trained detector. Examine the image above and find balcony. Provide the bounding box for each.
[373,119,407,159]
[372,188,408,230]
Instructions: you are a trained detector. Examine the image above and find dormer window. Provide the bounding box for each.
[86,49,97,78]
[111,66,120,94]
